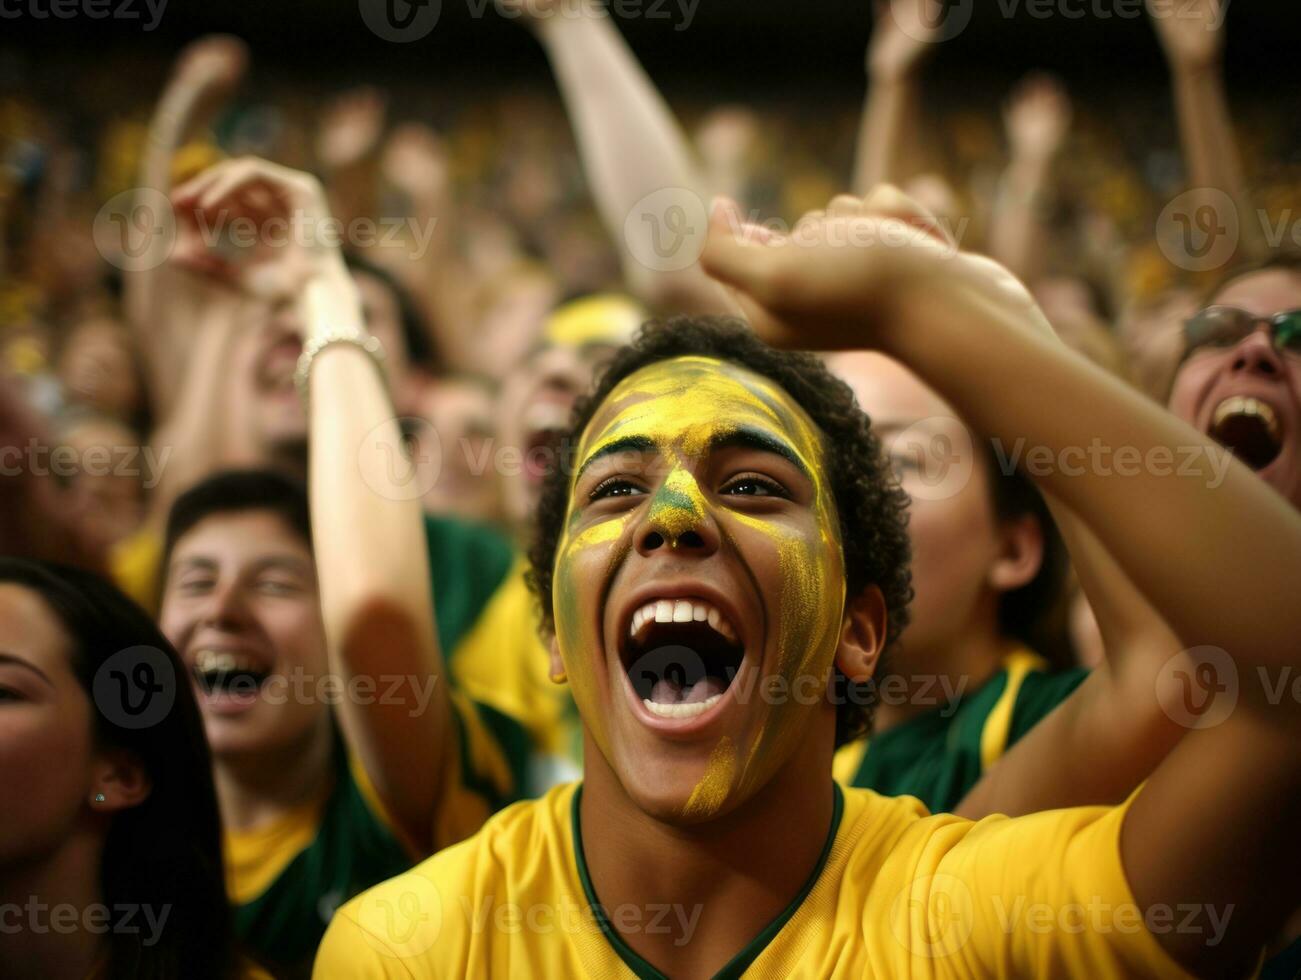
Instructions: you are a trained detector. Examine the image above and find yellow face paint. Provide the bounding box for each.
[553,356,846,819]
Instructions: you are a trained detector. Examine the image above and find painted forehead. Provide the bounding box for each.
[577,355,827,476]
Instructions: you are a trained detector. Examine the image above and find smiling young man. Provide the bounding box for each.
[315,189,1301,977]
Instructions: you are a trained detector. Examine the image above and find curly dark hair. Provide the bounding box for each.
[527,317,913,746]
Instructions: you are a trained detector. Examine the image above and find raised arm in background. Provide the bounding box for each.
[851,0,939,196]
[501,0,733,314]
[171,158,454,850]
[987,73,1072,284]
[124,35,246,417]
[702,186,1301,974]
[1148,0,1262,263]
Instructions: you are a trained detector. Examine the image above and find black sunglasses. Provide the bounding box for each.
[1183,306,1301,359]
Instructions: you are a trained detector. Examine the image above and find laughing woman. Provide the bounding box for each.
[0,558,256,980]
[153,159,524,976]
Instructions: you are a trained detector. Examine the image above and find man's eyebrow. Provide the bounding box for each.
[251,556,314,576]
[0,652,54,688]
[170,556,217,574]
[710,427,811,479]
[576,435,657,481]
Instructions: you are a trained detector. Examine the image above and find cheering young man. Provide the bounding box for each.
[315,188,1299,977]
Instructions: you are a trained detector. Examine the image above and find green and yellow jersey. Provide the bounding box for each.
[834,647,1088,813]
[218,515,527,976]
[449,556,583,795]
[228,691,516,977]
[315,780,1190,978]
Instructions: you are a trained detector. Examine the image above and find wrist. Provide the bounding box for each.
[1171,54,1222,81]
[300,264,363,341]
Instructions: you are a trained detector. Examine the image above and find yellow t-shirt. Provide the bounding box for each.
[314,782,1191,978]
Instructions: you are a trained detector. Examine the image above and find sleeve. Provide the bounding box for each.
[895,798,1198,978]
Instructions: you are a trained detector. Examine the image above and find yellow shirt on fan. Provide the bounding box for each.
[313,782,1191,978]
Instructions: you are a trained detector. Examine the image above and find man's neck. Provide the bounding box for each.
[579,730,837,979]
[214,714,335,831]
[1,830,107,979]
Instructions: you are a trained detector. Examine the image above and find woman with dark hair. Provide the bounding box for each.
[0,557,255,979]
[825,353,1084,814]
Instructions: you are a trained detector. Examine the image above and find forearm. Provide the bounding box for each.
[852,74,918,196]
[143,292,246,530]
[987,153,1052,282]
[304,269,448,838]
[1168,59,1261,260]
[537,5,730,312]
[880,262,1301,666]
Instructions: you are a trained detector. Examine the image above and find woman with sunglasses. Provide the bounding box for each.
[0,558,265,979]
[1168,253,1301,510]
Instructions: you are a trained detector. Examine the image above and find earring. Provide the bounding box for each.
[93,793,106,804]
[549,669,567,684]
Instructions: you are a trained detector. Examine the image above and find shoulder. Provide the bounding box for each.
[318,785,578,976]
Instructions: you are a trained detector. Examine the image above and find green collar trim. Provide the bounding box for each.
[571,781,845,979]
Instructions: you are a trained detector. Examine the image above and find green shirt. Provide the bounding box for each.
[228,514,523,976]
[834,648,1088,814]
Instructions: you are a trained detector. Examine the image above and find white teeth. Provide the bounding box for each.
[627,598,742,646]
[642,694,722,719]
[1213,396,1281,439]
[194,650,262,674]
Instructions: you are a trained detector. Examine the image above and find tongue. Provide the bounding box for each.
[649,676,727,705]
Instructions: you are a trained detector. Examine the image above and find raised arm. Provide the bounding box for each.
[701,187,1301,972]
[502,0,732,314]
[987,73,1072,284]
[125,35,246,415]
[955,493,1189,819]
[171,159,453,850]
[851,0,939,195]
[1148,0,1262,263]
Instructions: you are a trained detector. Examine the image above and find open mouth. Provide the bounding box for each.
[1208,396,1283,471]
[522,402,571,483]
[192,649,272,698]
[621,599,745,720]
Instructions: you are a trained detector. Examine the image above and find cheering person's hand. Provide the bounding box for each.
[701,186,1045,351]
[170,157,348,306]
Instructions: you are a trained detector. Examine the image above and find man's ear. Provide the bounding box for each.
[89,749,152,813]
[834,584,889,684]
[548,633,567,685]
[988,513,1044,593]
